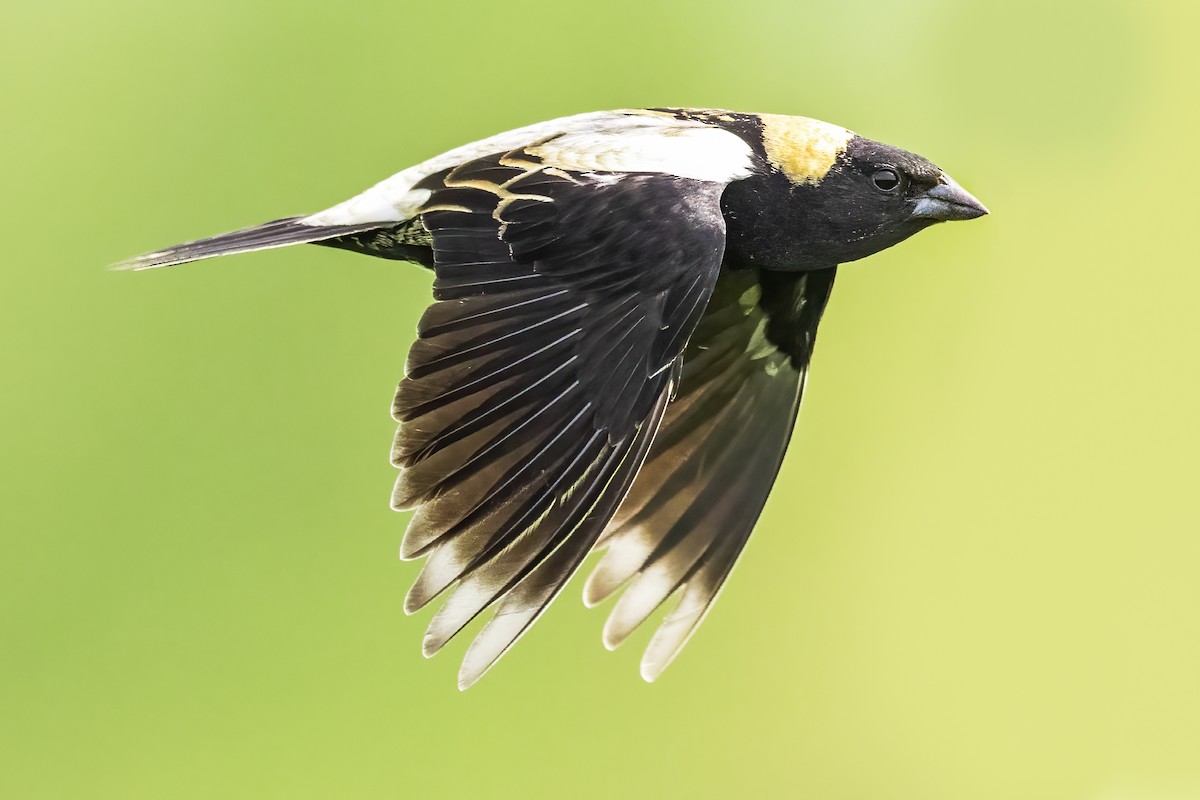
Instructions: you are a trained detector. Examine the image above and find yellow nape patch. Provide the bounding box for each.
[758,114,854,185]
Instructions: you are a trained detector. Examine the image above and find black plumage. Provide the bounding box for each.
[116,108,988,687]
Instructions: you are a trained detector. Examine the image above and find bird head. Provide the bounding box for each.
[818,134,989,255]
[720,114,989,270]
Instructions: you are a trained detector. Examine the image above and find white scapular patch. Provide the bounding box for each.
[300,110,756,228]
[526,116,756,183]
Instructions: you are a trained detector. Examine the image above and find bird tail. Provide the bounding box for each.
[111,216,390,271]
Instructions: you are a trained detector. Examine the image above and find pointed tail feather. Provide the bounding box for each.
[112,216,390,271]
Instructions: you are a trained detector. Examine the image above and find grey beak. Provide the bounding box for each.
[911,175,989,221]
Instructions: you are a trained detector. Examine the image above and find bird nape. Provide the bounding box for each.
[116,107,988,689]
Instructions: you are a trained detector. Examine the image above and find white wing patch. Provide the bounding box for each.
[525,117,755,184]
[300,110,755,228]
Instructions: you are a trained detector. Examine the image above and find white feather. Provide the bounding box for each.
[527,119,755,183]
[300,110,755,228]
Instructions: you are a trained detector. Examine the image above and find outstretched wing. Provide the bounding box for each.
[394,146,742,688]
[585,265,838,680]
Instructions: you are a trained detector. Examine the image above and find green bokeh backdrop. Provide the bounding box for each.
[4,1,1199,797]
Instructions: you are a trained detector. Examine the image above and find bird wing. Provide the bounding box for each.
[395,146,742,689]
[584,265,838,680]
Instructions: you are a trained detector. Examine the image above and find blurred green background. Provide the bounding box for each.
[3,0,1199,797]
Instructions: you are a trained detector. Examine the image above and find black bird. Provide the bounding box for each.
[118,108,988,688]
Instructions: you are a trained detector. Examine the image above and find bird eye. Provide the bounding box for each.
[871,168,901,192]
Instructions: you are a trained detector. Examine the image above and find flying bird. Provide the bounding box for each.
[118,108,988,688]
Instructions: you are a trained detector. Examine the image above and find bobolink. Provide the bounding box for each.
[119,108,987,688]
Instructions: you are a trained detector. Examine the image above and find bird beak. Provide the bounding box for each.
[911,174,989,221]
